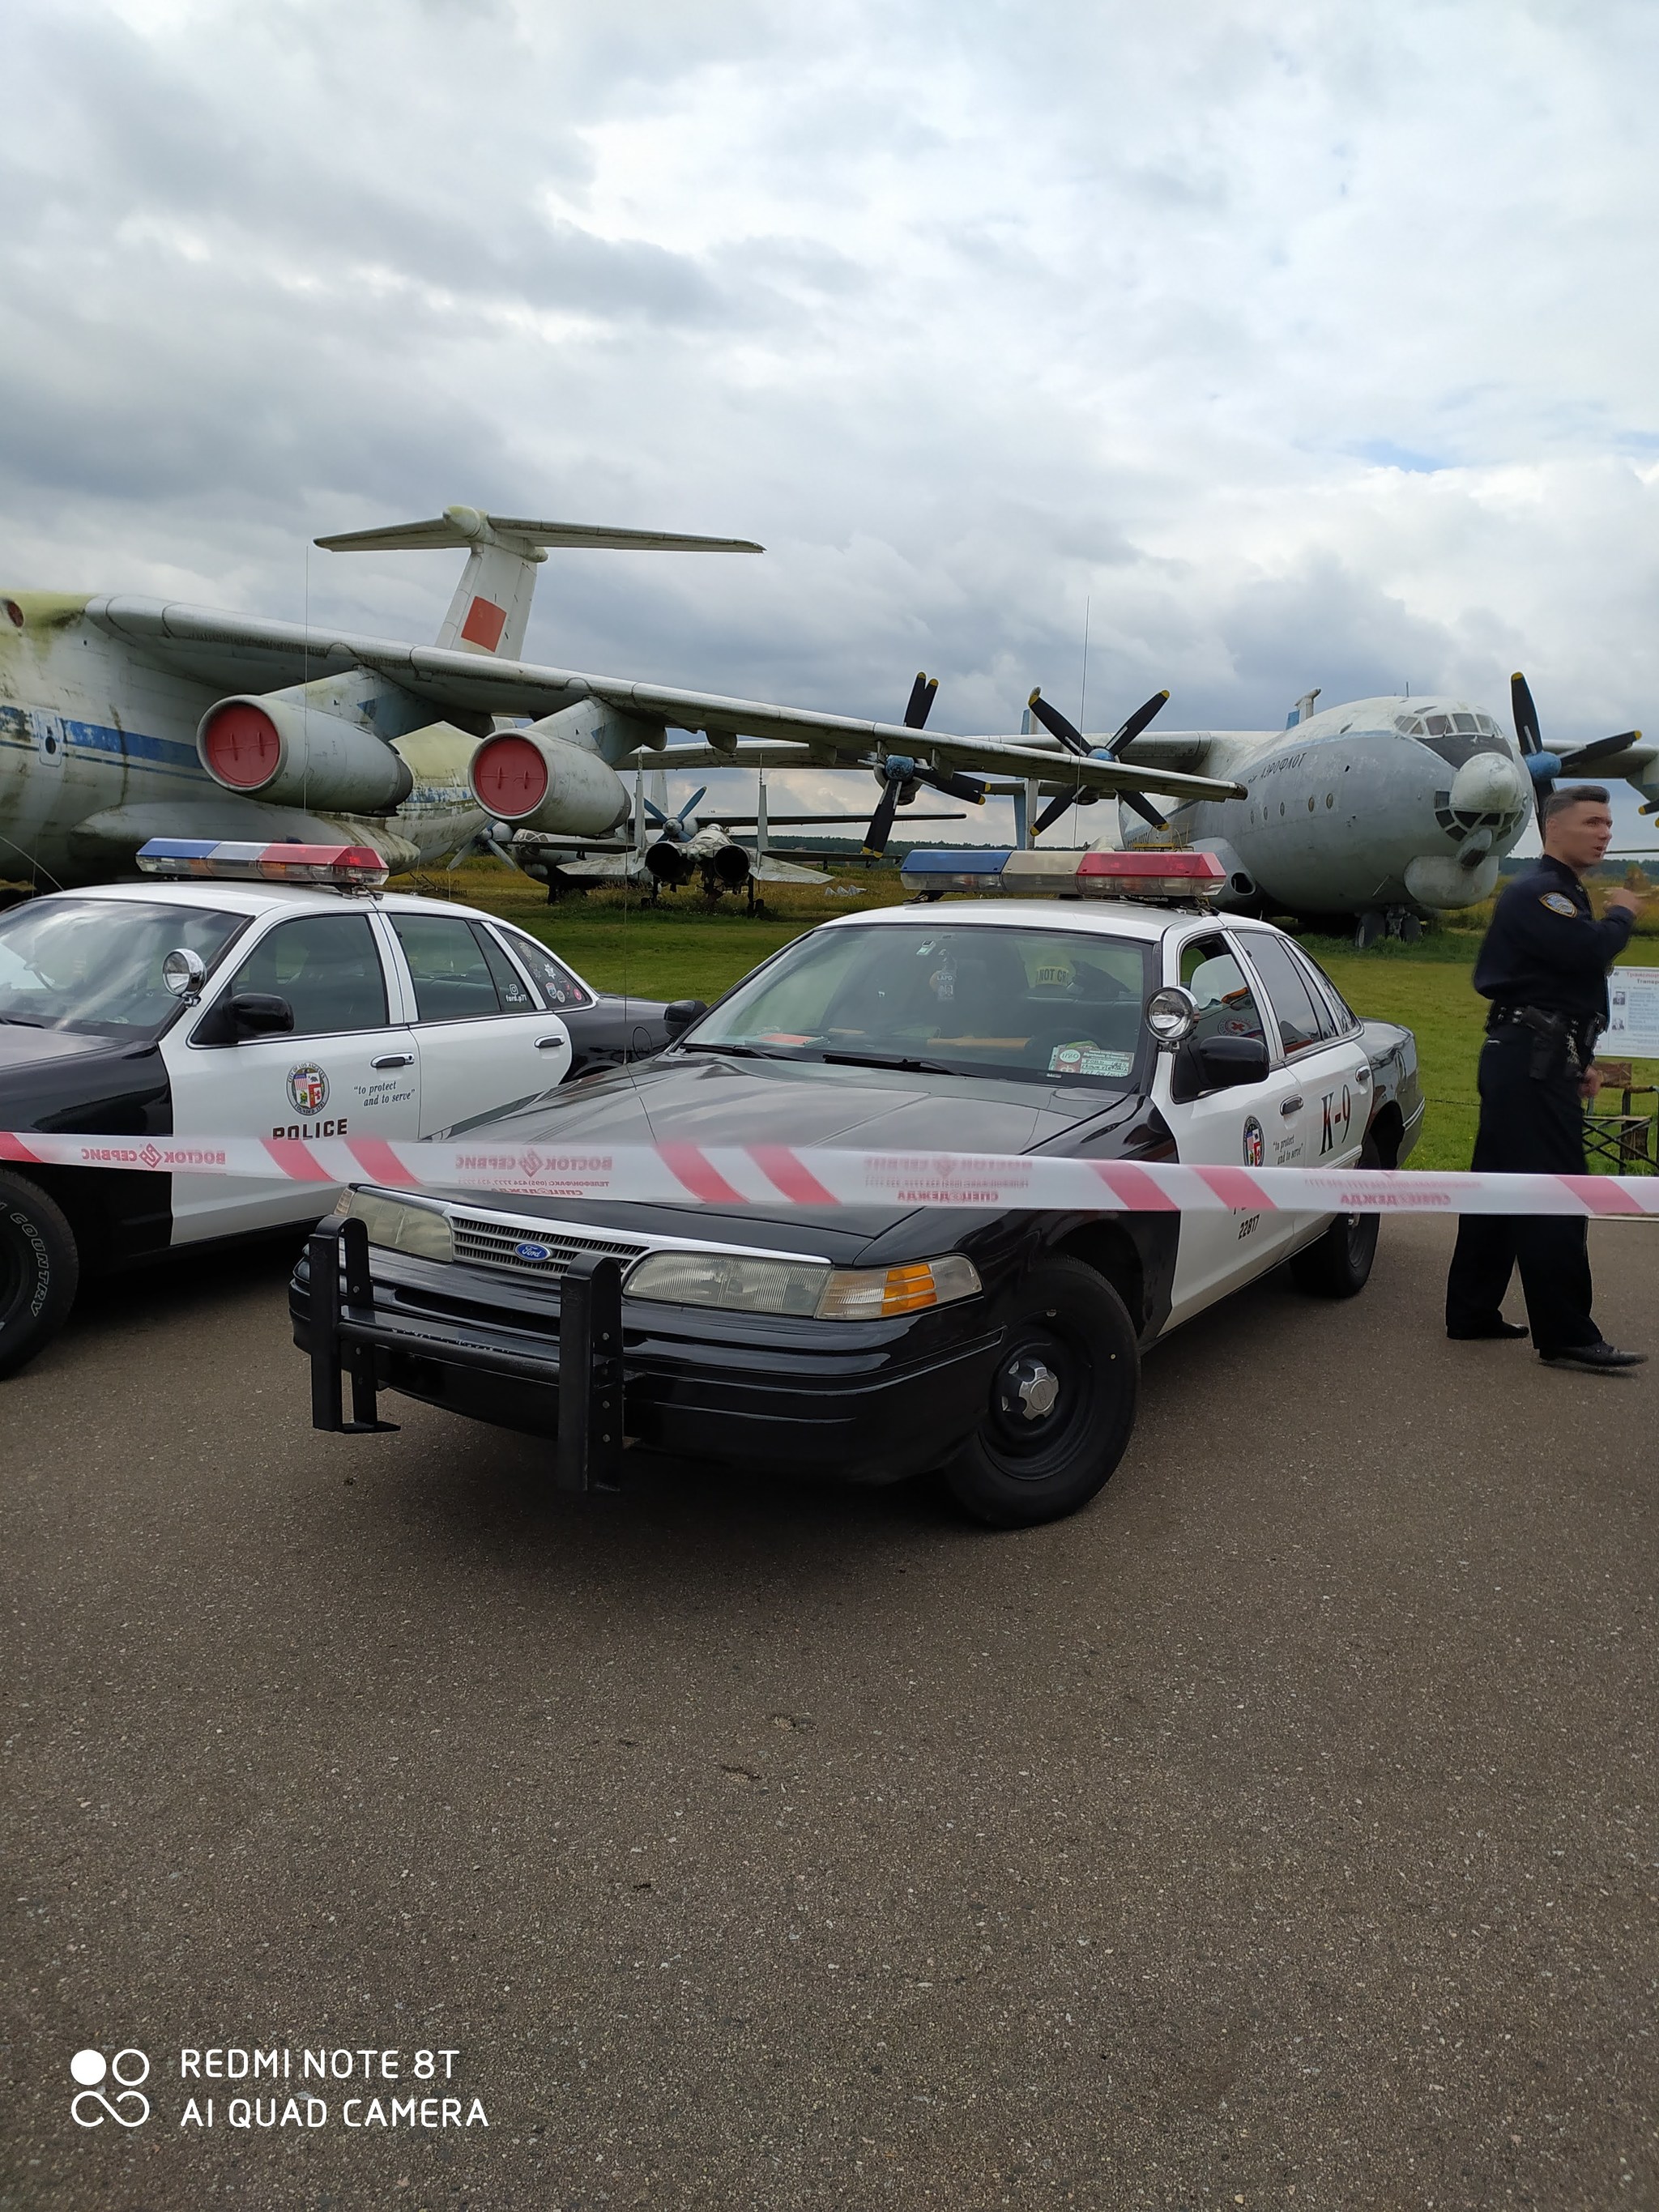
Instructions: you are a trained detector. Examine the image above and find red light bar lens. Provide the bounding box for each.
[1077,849,1226,899]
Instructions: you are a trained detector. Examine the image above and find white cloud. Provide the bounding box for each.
[3,0,1658,846]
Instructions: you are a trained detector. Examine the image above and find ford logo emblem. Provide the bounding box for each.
[514,1241,552,1262]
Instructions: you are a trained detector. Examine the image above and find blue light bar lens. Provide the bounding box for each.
[899,849,1013,877]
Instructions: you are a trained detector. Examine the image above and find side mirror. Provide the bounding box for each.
[194,991,296,1045]
[1194,1035,1270,1089]
[229,993,296,1037]
[663,998,707,1039]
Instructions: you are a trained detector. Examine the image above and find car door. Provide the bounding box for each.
[383,910,571,1136]
[160,906,420,1241]
[1156,928,1307,1325]
[1231,928,1371,1183]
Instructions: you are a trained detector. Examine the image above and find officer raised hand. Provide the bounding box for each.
[1444,784,1648,1371]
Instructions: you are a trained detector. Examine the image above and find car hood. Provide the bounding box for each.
[418,1051,1145,1261]
[0,1022,171,1134]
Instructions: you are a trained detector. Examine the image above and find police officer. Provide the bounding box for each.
[1445,784,1647,1370]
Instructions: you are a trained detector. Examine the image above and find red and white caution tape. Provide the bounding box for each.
[4,1132,1659,1217]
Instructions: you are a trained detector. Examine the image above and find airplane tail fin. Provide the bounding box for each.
[316,505,763,663]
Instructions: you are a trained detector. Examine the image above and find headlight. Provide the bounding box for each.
[623,1251,828,1315]
[343,1189,454,1263]
[624,1248,980,1321]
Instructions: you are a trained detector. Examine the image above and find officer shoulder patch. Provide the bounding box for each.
[1540,892,1577,916]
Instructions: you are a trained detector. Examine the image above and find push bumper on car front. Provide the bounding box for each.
[293,1217,1005,1496]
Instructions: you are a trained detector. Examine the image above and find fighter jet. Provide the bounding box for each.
[505,765,966,908]
[0,506,1240,889]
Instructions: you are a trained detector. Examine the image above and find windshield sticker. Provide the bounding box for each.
[1048,1042,1135,1078]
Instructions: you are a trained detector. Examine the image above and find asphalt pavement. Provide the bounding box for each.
[3,1216,1657,2211]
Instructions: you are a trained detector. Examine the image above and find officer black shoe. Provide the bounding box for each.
[1447,1319,1529,1340]
[1538,1342,1648,1374]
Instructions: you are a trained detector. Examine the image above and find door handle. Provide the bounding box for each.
[1280,1094,1303,1116]
[1354,1065,1371,1087]
[371,1052,414,1069]
[535,1035,567,1051]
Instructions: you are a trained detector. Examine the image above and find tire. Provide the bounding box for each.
[937,1257,1140,1528]
[1289,1136,1380,1299]
[0,1171,79,1379]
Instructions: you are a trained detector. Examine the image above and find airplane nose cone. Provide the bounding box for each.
[1449,751,1529,818]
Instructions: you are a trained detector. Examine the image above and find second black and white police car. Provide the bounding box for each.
[0,839,680,1376]
[294,846,1423,1528]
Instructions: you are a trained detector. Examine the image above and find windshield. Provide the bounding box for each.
[0,897,247,1038]
[685,922,1155,1089]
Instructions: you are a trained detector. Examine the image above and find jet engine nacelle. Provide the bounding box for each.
[468,703,637,836]
[198,696,415,813]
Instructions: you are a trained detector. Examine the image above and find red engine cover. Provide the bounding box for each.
[203,702,282,789]
[471,735,550,819]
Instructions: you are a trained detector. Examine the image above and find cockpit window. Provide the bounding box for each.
[1452,712,1478,734]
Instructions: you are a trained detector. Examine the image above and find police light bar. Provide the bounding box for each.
[135,839,390,887]
[900,846,1226,901]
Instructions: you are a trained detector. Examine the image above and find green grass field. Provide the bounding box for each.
[417,863,1659,1175]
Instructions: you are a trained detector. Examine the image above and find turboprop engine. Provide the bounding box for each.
[468,701,642,837]
[198,694,416,813]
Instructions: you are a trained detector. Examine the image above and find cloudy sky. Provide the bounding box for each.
[5,0,1658,842]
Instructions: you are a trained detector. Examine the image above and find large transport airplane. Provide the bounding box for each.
[694,676,1653,943]
[1021,678,1653,941]
[0,505,1242,891]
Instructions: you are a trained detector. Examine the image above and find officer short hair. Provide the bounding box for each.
[1541,783,1611,825]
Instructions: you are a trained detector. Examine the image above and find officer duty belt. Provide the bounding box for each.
[1486,1003,1601,1077]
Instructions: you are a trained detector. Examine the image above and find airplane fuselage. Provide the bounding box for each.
[0,595,484,887]
[1117,694,1534,918]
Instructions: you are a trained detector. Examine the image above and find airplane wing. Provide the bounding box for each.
[552,854,647,882]
[85,598,1247,808]
[1541,739,1657,778]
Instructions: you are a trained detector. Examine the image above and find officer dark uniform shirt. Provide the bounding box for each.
[1445,853,1634,1352]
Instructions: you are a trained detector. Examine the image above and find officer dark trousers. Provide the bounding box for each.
[1444,1033,1598,1353]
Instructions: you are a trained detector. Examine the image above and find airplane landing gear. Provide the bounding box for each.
[1354,906,1423,948]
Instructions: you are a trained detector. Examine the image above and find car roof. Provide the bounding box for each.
[811,897,1265,943]
[22,882,505,924]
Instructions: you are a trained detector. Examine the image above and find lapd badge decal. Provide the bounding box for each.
[288,1064,329,1115]
[1243,1116,1265,1166]
[1541,892,1576,916]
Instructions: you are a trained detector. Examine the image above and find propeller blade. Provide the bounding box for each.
[1105,689,1171,755]
[642,798,669,825]
[1027,688,1089,756]
[676,786,707,825]
[1032,789,1080,837]
[1558,730,1642,774]
[921,767,987,805]
[1123,792,1169,832]
[1512,671,1542,756]
[863,776,905,857]
[903,673,938,730]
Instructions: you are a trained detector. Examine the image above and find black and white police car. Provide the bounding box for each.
[0,838,681,1377]
[294,846,1423,1528]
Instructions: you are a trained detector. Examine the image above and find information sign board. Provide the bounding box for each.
[1603,967,1659,1059]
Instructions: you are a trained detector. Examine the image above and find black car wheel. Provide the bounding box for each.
[1289,1136,1381,1299]
[938,1257,1139,1529]
[0,1171,79,1379]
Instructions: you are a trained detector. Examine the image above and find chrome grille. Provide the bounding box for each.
[450,1212,650,1283]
